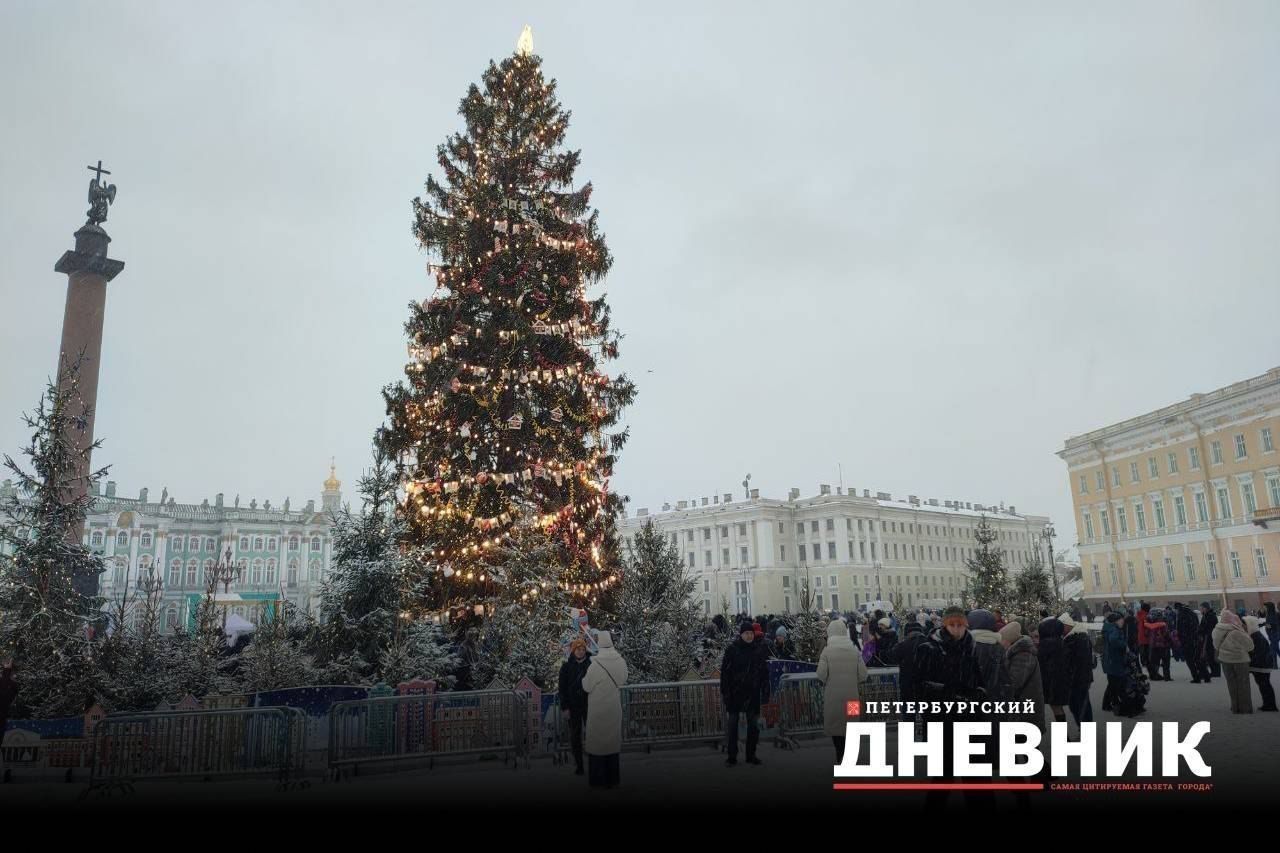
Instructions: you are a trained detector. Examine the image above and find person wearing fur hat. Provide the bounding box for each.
[870,617,898,667]
[1213,611,1255,714]
[581,631,628,788]
[1246,615,1277,711]
[1036,618,1070,725]
[1060,613,1095,724]
[720,620,769,766]
[558,638,593,775]
[1146,609,1172,681]
[1176,603,1207,682]
[816,618,868,759]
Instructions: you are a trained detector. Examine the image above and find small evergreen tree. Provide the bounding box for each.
[0,360,110,716]
[612,520,701,683]
[963,515,1009,614]
[1008,550,1060,631]
[236,602,315,693]
[474,534,569,689]
[788,570,826,662]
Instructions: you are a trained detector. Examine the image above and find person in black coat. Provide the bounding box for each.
[1037,618,1070,725]
[1199,602,1221,679]
[1124,610,1139,652]
[872,619,899,667]
[1061,615,1095,724]
[720,620,769,766]
[885,621,928,719]
[1247,617,1277,711]
[557,639,592,774]
[913,607,986,810]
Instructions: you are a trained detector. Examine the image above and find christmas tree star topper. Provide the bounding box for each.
[516,25,534,56]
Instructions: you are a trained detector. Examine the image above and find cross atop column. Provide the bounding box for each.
[88,160,111,181]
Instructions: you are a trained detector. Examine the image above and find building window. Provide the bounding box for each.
[1153,499,1166,530]
[289,536,299,551]
[1100,510,1111,537]
[1242,481,1257,515]
[1188,446,1201,470]
[140,532,153,548]
[827,542,836,559]
[116,531,129,547]
[737,523,747,536]
[1092,564,1101,588]
[687,552,695,568]
[829,575,838,588]
[288,560,299,586]
[1164,558,1175,583]
[1185,555,1196,581]
[1083,511,1095,540]
[870,542,876,559]
[1174,495,1187,527]
[1216,487,1231,520]
[796,523,804,536]
[1129,462,1140,483]
[1148,457,1159,478]
[310,560,321,581]
[858,519,864,531]
[166,605,178,630]
[1144,559,1154,585]
[1134,502,1146,533]
[1193,491,1208,524]
[1230,551,1242,579]
[169,559,181,586]
[1235,434,1247,460]
[811,520,819,533]
[206,537,216,551]
[735,580,750,613]
[814,575,823,588]
[812,543,822,562]
[815,594,824,610]
[1211,441,1223,465]
[702,528,711,541]
[722,548,729,565]
[186,560,198,586]
[266,558,277,585]
[782,576,791,590]
[91,531,104,548]
[267,537,277,550]
[780,545,786,561]
[1109,564,1118,587]
[1255,548,1268,578]
[1263,427,1275,454]
[1167,452,1179,474]
[1096,470,1105,491]
[1112,467,1121,487]
[831,593,840,610]
[1268,476,1280,508]
[251,559,263,585]
[740,546,748,565]
[311,536,322,551]
[1126,561,1136,586]
[859,541,867,560]
[826,518,834,531]
[1117,507,1129,535]
[238,536,248,550]
[1207,553,1218,580]
[783,595,791,613]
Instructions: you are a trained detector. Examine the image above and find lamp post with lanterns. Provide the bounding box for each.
[1043,522,1060,602]
[207,546,242,632]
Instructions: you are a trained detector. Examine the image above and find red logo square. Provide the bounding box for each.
[846,700,861,717]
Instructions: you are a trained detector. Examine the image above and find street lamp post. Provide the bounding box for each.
[207,546,242,632]
[873,561,883,603]
[1043,522,1059,602]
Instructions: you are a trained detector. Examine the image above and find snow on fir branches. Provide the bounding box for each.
[380,47,635,618]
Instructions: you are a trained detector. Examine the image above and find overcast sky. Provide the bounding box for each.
[2,1,1278,548]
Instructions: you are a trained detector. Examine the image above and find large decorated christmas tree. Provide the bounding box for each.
[379,29,635,623]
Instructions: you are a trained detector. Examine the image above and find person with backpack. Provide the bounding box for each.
[1146,608,1173,681]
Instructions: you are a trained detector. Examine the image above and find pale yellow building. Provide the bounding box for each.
[1059,367,1280,611]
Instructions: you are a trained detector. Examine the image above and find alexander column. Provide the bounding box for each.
[54,161,124,595]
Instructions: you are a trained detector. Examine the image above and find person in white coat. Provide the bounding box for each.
[581,630,628,788]
[815,618,868,761]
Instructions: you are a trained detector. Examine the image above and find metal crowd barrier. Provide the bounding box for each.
[84,706,307,794]
[327,689,528,776]
[775,667,901,748]
[619,680,724,751]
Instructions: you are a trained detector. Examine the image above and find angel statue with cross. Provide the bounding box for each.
[86,160,116,225]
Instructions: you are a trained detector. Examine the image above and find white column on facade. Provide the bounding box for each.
[128,525,140,588]
[154,528,168,582]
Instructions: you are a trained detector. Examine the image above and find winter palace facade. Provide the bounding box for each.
[0,464,345,633]
[1060,366,1280,612]
[618,485,1052,617]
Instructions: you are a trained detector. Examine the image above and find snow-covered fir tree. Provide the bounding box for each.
[1008,549,1060,631]
[0,362,110,716]
[963,515,1010,613]
[473,534,569,689]
[787,570,826,662]
[610,520,701,683]
[235,602,315,693]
